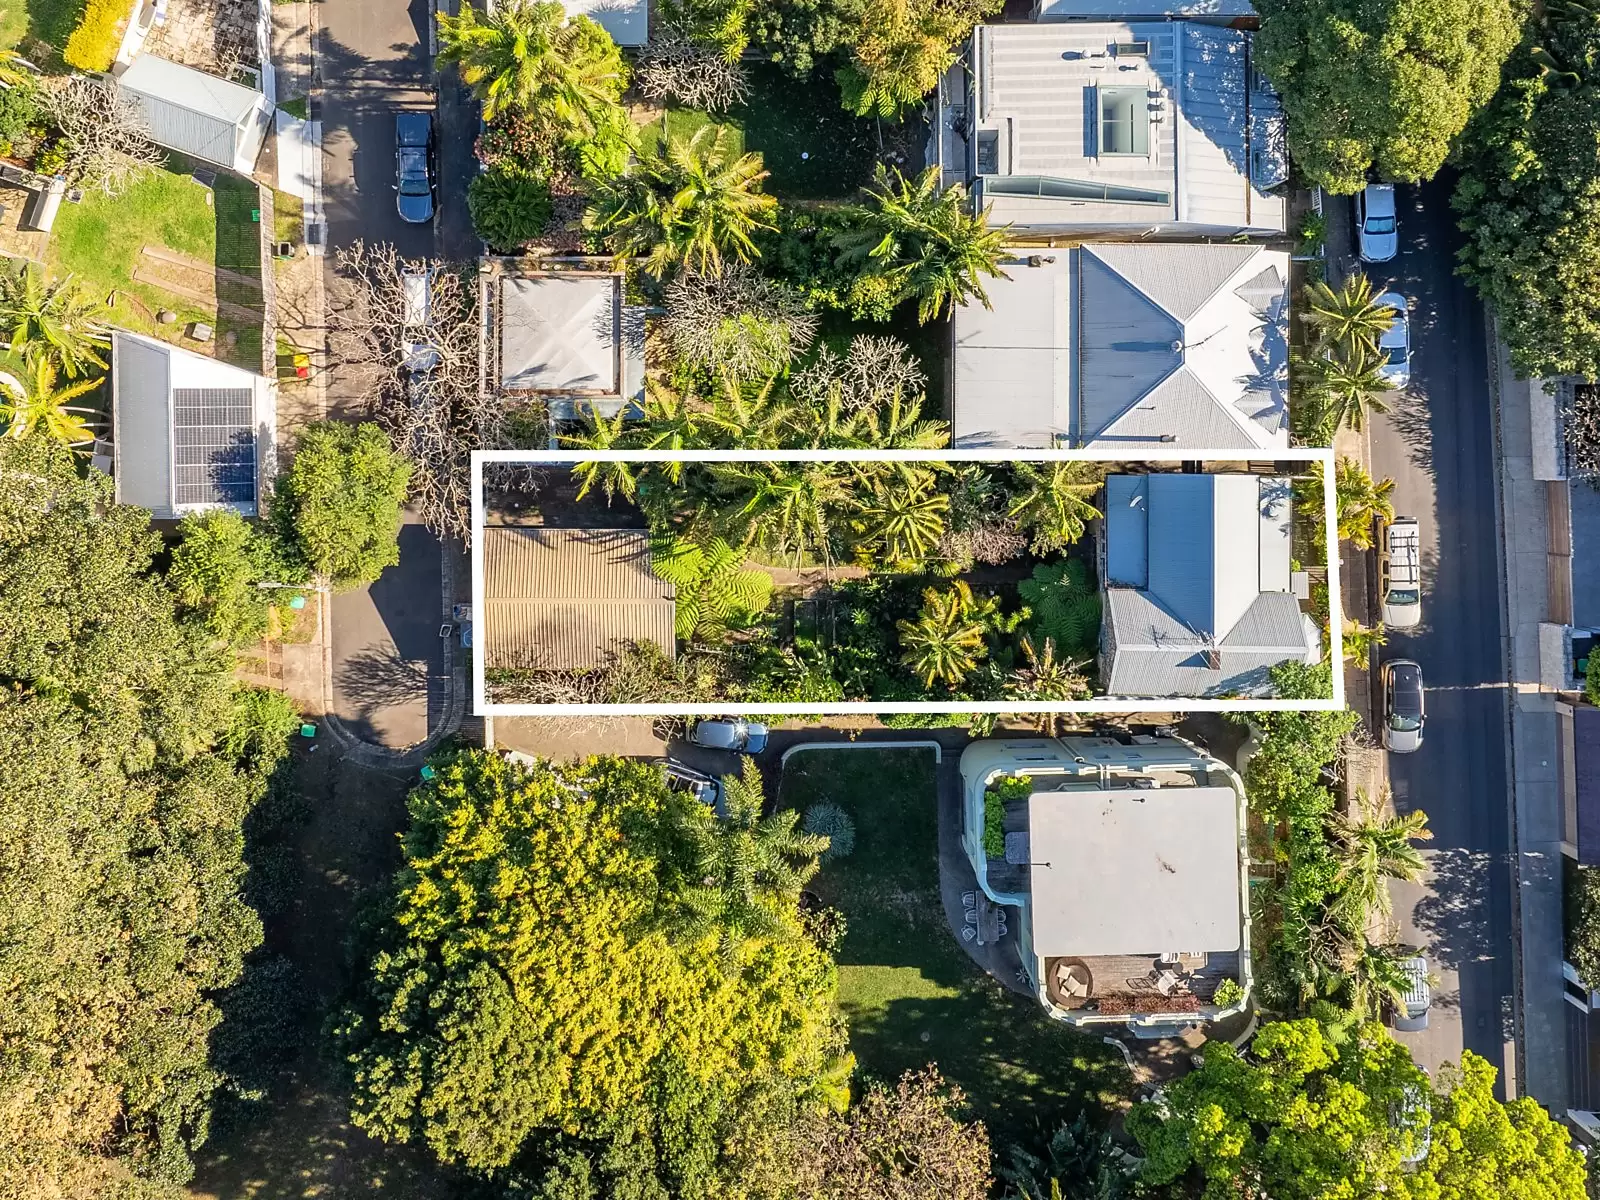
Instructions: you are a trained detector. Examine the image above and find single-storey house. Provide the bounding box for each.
[116,54,272,176]
[1098,472,1319,698]
[481,526,676,670]
[936,21,1286,237]
[960,734,1252,1032]
[110,331,275,520]
[952,242,1288,449]
[495,271,646,421]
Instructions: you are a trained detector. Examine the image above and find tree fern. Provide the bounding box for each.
[1017,560,1101,658]
[652,534,774,640]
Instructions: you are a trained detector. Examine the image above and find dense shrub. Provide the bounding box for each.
[63,0,127,71]
[468,167,554,253]
[1568,864,1600,990]
[0,80,40,150]
[803,802,856,861]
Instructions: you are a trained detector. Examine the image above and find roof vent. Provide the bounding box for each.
[1169,339,1184,354]
[1026,254,1057,268]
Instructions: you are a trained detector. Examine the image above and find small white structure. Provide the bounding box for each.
[117,54,272,175]
[111,331,275,520]
[937,21,1286,237]
[563,0,646,46]
[952,243,1289,449]
[495,271,646,420]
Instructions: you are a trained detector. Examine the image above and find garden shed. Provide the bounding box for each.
[116,54,273,175]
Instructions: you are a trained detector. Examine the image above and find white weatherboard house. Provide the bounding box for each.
[952,242,1289,449]
[937,21,1286,237]
[960,735,1252,1033]
[111,331,275,521]
[116,54,273,175]
[1098,473,1321,698]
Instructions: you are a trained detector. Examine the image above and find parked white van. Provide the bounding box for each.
[1381,517,1421,629]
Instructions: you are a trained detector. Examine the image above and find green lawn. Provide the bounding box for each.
[778,749,1128,1148]
[50,156,264,369]
[634,106,745,160]
[734,64,879,200]
[1,0,88,56]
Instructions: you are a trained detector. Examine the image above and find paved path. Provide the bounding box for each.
[1350,176,1518,1092]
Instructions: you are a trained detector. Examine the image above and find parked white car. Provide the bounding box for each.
[1357,183,1399,263]
[690,719,769,754]
[1381,517,1421,629]
[1375,291,1410,388]
[1381,659,1426,754]
[1392,954,1431,1032]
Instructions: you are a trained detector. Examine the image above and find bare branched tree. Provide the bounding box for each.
[44,76,163,196]
[792,334,927,413]
[635,27,750,113]
[658,265,818,379]
[331,241,544,543]
[1566,384,1600,477]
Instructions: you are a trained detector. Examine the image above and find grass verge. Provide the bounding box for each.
[1,0,85,56]
[778,748,1128,1148]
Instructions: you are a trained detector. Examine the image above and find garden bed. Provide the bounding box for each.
[779,748,1128,1145]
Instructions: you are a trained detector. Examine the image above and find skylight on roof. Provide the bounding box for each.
[1098,87,1149,157]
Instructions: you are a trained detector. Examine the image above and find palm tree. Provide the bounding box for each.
[897,581,989,688]
[1332,456,1395,549]
[1296,342,1394,434]
[850,471,949,567]
[1301,274,1397,354]
[669,758,828,966]
[711,461,850,566]
[585,126,778,277]
[435,0,626,127]
[1006,462,1102,553]
[0,347,100,446]
[0,264,109,378]
[1005,635,1089,703]
[1341,620,1386,671]
[1343,941,1420,1020]
[564,402,641,501]
[1328,788,1432,929]
[834,165,1010,323]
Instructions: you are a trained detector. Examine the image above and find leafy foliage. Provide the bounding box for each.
[586,126,778,277]
[0,435,291,1195]
[803,802,856,861]
[1006,462,1103,555]
[1017,560,1100,659]
[0,343,100,445]
[1332,456,1395,549]
[1454,4,1600,378]
[334,751,840,1180]
[656,0,754,60]
[748,0,852,77]
[999,1112,1131,1200]
[1255,0,1518,193]
[467,167,553,252]
[834,165,1010,322]
[836,0,1000,119]
[270,421,410,590]
[653,535,776,639]
[897,580,990,688]
[169,509,275,645]
[0,262,109,378]
[1567,863,1600,990]
[659,265,819,380]
[63,0,129,70]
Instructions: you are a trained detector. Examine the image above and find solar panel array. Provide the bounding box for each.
[172,387,256,506]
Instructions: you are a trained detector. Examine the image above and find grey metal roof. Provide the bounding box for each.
[1101,474,1310,697]
[1088,243,1257,323]
[499,275,646,408]
[951,253,1071,447]
[563,0,647,46]
[964,21,1285,236]
[111,334,172,514]
[482,527,676,670]
[117,54,268,171]
[1076,249,1182,440]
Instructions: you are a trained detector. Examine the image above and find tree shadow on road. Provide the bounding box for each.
[1409,847,1498,973]
[334,647,443,747]
[1383,390,1435,475]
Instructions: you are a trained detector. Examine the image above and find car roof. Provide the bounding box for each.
[1389,661,1423,709]
[396,111,431,143]
[1364,183,1396,216]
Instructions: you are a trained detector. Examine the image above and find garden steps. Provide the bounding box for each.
[140,244,263,293]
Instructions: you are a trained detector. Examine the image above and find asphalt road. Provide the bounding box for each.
[317,0,473,748]
[1358,175,1517,1089]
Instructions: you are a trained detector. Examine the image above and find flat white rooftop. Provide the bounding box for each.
[1027,784,1241,957]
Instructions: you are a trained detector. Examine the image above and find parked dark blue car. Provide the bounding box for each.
[394,111,434,224]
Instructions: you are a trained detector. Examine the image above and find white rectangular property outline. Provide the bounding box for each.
[469,448,1344,716]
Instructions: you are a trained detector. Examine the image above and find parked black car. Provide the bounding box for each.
[394,110,434,224]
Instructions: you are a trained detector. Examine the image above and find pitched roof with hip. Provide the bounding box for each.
[482,527,677,670]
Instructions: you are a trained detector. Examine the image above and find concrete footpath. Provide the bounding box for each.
[1491,332,1569,1109]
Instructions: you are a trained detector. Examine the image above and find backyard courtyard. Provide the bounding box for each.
[778,747,1129,1148]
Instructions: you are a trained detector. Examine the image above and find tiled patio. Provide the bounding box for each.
[143,0,260,74]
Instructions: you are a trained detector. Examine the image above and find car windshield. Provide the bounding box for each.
[1389,711,1423,732]
[1384,343,1408,366]
[1366,216,1396,234]
[399,178,431,196]
[1387,588,1420,605]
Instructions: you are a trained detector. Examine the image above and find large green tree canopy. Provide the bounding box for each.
[1256,0,1520,193]
[0,436,292,1197]
[1455,6,1600,380]
[1128,1019,1586,1200]
[334,750,840,1190]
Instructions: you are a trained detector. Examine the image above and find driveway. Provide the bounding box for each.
[1357,175,1517,1088]
[315,0,476,750]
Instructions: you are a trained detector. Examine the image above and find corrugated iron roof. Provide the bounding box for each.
[482,527,676,669]
[117,54,268,171]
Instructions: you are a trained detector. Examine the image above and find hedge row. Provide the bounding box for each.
[63,0,126,72]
